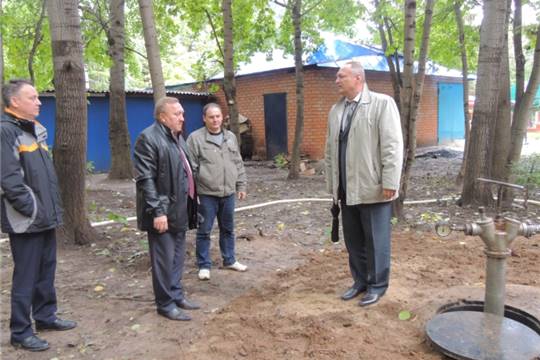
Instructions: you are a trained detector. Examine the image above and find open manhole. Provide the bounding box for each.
[426,300,540,360]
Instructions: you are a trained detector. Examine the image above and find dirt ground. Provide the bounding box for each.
[1,149,539,360]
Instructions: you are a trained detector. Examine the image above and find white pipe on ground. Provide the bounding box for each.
[1,197,538,242]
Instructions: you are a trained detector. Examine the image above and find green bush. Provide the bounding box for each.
[512,153,540,189]
[273,153,288,169]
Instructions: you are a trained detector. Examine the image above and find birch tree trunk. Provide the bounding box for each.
[138,0,165,102]
[507,24,540,168]
[396,0,434,217]
[454,1,471,186]
[108,0,133,179]
[222,0,240,144]
[47,0,97,245]
[461,0,509,205]
[288,0,304,180]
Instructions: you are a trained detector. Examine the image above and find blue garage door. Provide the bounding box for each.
[438,83,465,142]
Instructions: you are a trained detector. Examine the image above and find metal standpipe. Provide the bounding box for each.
[429,207,540,359]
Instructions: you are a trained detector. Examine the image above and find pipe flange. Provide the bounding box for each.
[483,249,511,259]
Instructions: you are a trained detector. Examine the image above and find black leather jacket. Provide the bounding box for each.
[133,121,197,233]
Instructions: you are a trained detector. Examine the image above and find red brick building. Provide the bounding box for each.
[196,64,463,160]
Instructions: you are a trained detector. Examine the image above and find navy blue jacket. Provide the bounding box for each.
[1,110,63,234]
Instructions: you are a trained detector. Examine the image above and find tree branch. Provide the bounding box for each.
[273,0,290,9]
[124,45,148,60]
[302,0,325,16]
[204,8,225,62]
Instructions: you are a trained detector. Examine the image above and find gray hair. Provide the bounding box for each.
[154,96,180,120]
[2,79,34,107]
[345,61,365,80]
[202,102,222,117]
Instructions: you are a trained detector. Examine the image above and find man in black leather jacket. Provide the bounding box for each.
[1,79,76,352]
[133,96,200,321]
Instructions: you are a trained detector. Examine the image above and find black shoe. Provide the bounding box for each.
[176,298,201,310]
[358,292,382,307]
[11,335,49,352]
[36,318,77,331]
[157,307,192,321]
[341,286,366,301]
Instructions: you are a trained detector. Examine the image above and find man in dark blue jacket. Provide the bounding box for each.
[1,79,76,352]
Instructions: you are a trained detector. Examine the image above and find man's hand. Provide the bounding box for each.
[153,215,168,233]
[237,191,247,201]
[382,189,396,200]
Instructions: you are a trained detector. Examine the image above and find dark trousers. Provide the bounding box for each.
[148,231,186,312]
[9,229,58,341]
[341,201,392,295]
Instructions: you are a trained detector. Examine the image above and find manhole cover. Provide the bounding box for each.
[426,310,540,359]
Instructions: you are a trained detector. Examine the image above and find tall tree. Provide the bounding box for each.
[222,0,240,142]
[274,0,306,180]
[460,0,510,205]
[47,0,97,245]
[275,0,361,179]
[454,0,472,186]
[175,0,276,141]
[507,22,540,173]
[108,0,133,179]
[374,0,435,216]
[137,0,165,102]
[28,0,47,84]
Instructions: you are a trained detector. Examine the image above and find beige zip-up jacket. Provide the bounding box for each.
[324,85,403,205]
[186,127,247,197]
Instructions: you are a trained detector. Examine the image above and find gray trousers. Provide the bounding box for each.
[148,231,186,311]
[341,201,392,295]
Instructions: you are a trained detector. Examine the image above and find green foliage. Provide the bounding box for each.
[276,0,363,56]
[2,0,53,89]
[86,161,96,174]
[398,310,412,321]
[370,0,480,73]
[512,153,540,189]
[419,211,443,224]
[273,153,289,169]
[391,217,398,226]
[107,212,129,225]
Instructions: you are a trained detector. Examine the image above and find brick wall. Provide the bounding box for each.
[204,67,462,159]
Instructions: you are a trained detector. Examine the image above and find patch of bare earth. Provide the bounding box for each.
[1,152,539,359]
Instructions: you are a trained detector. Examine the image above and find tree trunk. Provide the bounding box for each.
[28,0,46,84]
[507,23,540,168]
[461,0,509,206]
[288,0,304,180]
[454,1,471,186]
[47,0,97,245]
[221,0,240,144]
[137,0,165,102]
[398,0,434,215]
[513,0,525,103]
[490,18,511,182]
[374,0,400,108]
[108,0,133,179]
[0,0,4,111]
[393,0,417,217]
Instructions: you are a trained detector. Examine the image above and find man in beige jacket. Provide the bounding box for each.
[325,61,403,306]
[187,103,248,281]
